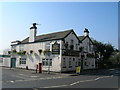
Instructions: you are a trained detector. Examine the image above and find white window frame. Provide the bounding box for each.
[19,58,26,64]
[42,58,52,66]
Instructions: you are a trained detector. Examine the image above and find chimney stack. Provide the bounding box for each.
[29,23,37,42]
[84,28,89,37]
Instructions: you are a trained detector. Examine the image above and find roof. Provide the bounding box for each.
[78,35,94,45]
[78,36,86,41]
[21,29,73,44]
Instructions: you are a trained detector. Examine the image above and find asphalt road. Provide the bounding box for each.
[2,67,120,89]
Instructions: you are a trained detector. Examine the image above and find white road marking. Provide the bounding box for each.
[42,75,114,88]
[43,85,68,88]
[19,74,28,77]
[70,81,80,86]
[70,75,113,86]
[10,81,14,83]
[70,79,94,86]
[6,76,64,83]
[8,74,114,89]
[30,76,37,77]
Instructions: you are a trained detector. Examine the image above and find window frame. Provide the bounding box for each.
[19,58,26,65]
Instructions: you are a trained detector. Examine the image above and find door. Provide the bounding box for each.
[11,58,16,68]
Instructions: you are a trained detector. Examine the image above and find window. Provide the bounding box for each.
[63,58,66,68]
[46,59,48,66]
[19,45,24,51]
[42,59,45,66]
[70,39,74,45]
[45,42,50,50]
[78,61,81,66]
[75,61,77,66]
[84,61,88,66]
[70,39,74,50]
[69,58,72,68]
[76,44,78,50]
[86,46,88,52]
[12,46,17,51]
[42,58,52,66]
[19,58,26,64]
[49,59,52,66]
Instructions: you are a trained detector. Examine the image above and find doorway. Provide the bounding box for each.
[11,58,16,68]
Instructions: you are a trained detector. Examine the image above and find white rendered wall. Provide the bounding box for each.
[81,37,95,69]
[64,32,80,50]
[2,58,11,67]
[12,40,62,72]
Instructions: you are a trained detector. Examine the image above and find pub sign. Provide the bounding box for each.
[52,42,60,54]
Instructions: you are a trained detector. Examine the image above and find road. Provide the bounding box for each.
[2,67,120,89]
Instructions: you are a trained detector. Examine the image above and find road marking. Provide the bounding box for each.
[70,75,113,86]
[19,74,28,77]
[42,75,114,88]
[70,81,80,86]
[33,88,39,90]
[6,76,65,83]
[10,81,14,83]
[30,76,37,77]
[43,85,68,88]
[70,79,94,86]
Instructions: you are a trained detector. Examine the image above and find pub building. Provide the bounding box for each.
[8,23,96,72]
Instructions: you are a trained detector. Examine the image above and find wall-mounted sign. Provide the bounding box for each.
[62,49,79,57]
[52,42,60,54]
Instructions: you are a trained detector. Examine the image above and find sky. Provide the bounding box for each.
[0,2,118,54]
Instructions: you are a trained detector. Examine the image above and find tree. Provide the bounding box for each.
[93,39,114,69]
[93,40,114,59]
[108,52,120,68]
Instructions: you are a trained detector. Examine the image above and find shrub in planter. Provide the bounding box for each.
[12,50,17,53]
[22,51,26,55]
[38,49,42,55]
[17,52,22,55]
[44,49,51,56]
[17,51,26,55]
[30,50,33,54]
[8,51,11,54]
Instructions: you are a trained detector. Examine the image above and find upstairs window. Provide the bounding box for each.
[45,42,50,50]
[70,40,74,50]
[70,39,74,45]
